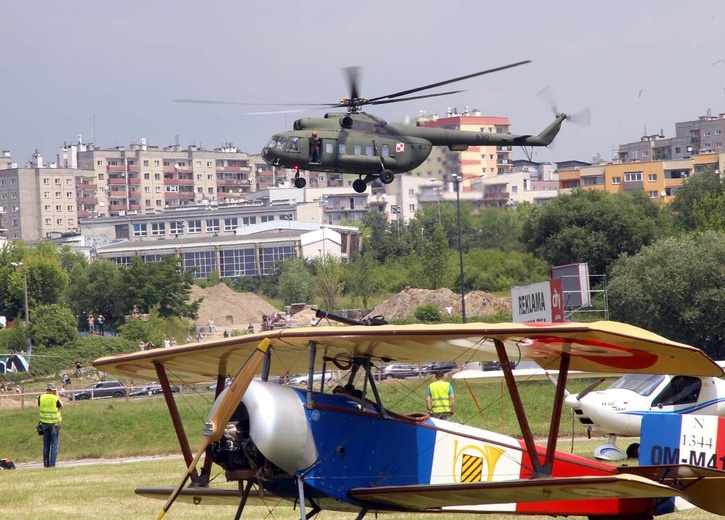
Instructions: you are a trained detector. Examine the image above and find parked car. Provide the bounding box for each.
[73,380,127,400]
[205,378,232,391]
[381,364,420,380]
[421,361,459,375]
[128,382,180,397]
[289,371,334,385]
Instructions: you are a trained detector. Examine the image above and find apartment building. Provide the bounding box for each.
[618,111,725,163]
[558,153,721,202]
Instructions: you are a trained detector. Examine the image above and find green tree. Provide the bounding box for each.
[414,303,442,323]
[344,251,382,309]
[316,254,344,311]
[118,257,200,319]
[669,170,725,231]
[464,248,549,292]
[413,226,453,289]
[277,258,316,305]
[68,259,122,327]
[28,303,78,349]
[692,192,725,231]
[608,231,725,358]
[520,189,670,275]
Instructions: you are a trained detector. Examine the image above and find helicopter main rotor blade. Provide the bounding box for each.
[365,90,465,107]
[174,98,334,108]
[366,60,531,104]
[344,66,362,102]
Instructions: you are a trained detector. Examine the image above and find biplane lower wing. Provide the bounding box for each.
[621,465,725,515]
[349,473,679,510]
[136,487,285,507]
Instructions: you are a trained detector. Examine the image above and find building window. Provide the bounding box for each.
[145,199,152,206]
[67,192,73,198]
[133,223,148,237]
[612,177,621,184]
[144,187,150,193]
[44,192,50,199]
[143,160,149,166]
[68,219,74,226]
[55,205,62,211]
[97,160,103,166]
[624,172,643,182]
[56,218,63,225]
[154,173,160,180]
[66,178,72,185]
[224,217,238,231]
[144,173,150,180]
[648,191,658,198]
[242,216,257,226]
[648,174,657,182]
[207,174,213,181]
[196,174,202,180]
[44,205,50,211]
[155,199,162,206]
[206,218,219,232]
[170,221,184,235]
[208,187,214,194]
[67,205,73,211]
[43,178,49,185]
[511,186,518,194]
[196,161,201,167]
[151,222,165,236]
[188,220,201,233]
[45,218,51,225]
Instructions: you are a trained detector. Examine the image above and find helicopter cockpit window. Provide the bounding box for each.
[652,375,701,407]
[276,137,288,150]
[608,373,664,396]
[365,145,374,156]
[285,137,299,152]
[266,138,277,148]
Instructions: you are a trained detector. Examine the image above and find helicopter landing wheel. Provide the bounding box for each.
[626,442,640,459]
[379,169,395,184]
[352,179,367,193]
[294,177,307,189]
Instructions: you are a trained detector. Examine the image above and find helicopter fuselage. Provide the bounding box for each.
[262,112,565,176]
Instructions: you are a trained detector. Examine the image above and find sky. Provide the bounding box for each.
[3,0,725,167]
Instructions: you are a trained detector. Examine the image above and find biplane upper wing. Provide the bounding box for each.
[93,321,723,383]
[348,473,680,509]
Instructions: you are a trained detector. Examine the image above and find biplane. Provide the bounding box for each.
[93,321,725,519]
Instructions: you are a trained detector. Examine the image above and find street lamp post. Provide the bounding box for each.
[451,175,467,323]
[10,261,32,356]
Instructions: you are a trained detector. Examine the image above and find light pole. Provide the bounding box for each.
[10,261,32,356]
[451,175,466,323]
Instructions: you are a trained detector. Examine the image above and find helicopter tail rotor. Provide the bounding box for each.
[537,86,590,125]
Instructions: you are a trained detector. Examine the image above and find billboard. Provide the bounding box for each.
[550,262,591,309]
[511,279,564,323]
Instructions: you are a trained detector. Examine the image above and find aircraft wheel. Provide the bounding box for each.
[352,179,367,193]
[294,177,307,189]
[379,169,395,184]
[626,442,640,459]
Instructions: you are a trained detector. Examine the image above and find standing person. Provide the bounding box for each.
[285,312,292,328]
[75,360,82,378]
[97,314,105,336]
[425,371,455,420]
[163,337,171,348]
[88,313,95,335]
[208,318,217,333]
[38,383,63,468]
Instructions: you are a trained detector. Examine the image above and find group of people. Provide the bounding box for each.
[87,312,105,335]
[261,312,291,331]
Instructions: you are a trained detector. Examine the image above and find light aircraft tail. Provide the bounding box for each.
[631,414,725,515]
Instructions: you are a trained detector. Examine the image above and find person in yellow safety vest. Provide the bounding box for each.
[426,371,455,420]
[38,382,63,467]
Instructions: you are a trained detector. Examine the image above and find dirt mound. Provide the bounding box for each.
[366,288,511,320]
[190,283,279,328]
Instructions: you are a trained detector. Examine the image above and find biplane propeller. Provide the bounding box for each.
[178,61,579,193]
[95,320,725,519]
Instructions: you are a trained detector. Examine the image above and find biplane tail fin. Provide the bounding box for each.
[157,338,270,519]
[626,413,725,516]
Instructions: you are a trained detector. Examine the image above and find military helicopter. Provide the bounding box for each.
[180,61,575,193]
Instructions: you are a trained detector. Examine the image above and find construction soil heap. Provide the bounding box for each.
[366,288,511,321]
[190,283,279,329]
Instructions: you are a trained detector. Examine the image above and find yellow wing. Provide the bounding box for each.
[93,321,723,383]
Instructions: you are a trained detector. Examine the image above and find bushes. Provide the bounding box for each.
[414,303,442,323]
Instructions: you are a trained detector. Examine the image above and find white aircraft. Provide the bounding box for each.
[454,363,725,461]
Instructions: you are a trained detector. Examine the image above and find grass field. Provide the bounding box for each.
[0,376,721,519]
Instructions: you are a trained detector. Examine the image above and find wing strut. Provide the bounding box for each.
[493,339,545,477]
[544,352,570,471]
[153,361,198,480]
[305,341,317,409]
